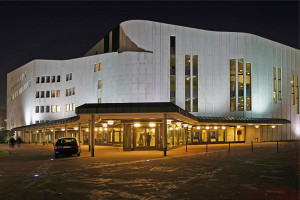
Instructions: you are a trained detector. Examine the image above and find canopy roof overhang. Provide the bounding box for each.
[12,102,291,132]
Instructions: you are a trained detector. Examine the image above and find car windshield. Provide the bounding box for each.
[56,138,77,145]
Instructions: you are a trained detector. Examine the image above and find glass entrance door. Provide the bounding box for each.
[135,127,156,147]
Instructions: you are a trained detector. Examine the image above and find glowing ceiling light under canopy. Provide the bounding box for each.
[149,123,156,127]
[183,124,189,128]
[167,119,173,124]
[214,126,218,130]
[176,122,182,127]
[86,128,89,132]
[99,127,103,131]
[107,120,114,125]
[237,125,241,128]
[95,128,98,131]
[175,127,179,130]
[254,125,260,128]
[206,126,209,130]
[169,127,173,130]
[197,126,201,130]
[271,125,276,128]
[61,128,65,131]
[74,127,78,131]
[102,123,107,127]
[104,128,107,131]
[134,123,140,127]
[222,126,226,130]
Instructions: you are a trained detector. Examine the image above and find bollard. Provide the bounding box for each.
[229,142,231,153]
[277,140,278,153]
[91,148,94,157]
[164,148,167,156]
[251,141,253,153]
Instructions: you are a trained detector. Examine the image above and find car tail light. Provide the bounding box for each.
[54,146,57,150]
[76,144,80,149]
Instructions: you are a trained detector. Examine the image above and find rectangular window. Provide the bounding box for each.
[296,76,299,114]
[57,75,61,82]
[238,58,244,111]
[36,77,40,84]
[230,59,236,111]
[40,106,44,113]
[292,75,295,105]
[51,105,56,113]
[273,67,277,104]
[98,80,102,89]
[56,90,60,97]
[36,91,39,98]
[69,88,72,96]
[98,98,101,104]
[72,87,75,95]
[46,91,50,98]
[66,74,69,81]
[170,36,176,104]
[46,105,50,113]
[41,91,45,98]
[69,73,72,80]
[51,76,55,83]
[51,90,55,97]
[41,76,45,83]
[185,55,191,112]
[94,64,98,72]
[46,76,50,83]
[246,63,251,111]
[278,68,282,100]
[56,105,61,112]
[99,62,102,71]
[66,104,69,112]
[192,55,198,112]
[35,106,39,113]
[66,89,69,96]
[72,103,75,111]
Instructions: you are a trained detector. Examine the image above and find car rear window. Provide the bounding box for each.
[56,138,77,145]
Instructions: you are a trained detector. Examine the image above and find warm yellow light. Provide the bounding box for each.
[183,124,189,128]
[167,119,173,124]
[188,125,193,129]
[271,125,276,128]
[169,127,173,130]
[149,123,156,127]
[175,127,179,130]
[237,125,241,128]
[102,123,107,127]
[222,126,226,130]
[214,126,218,130]
[99,127,103,131]
[51,129,53,132]
[254,125,260,128]
[134,123,140,127]
[86,128,89,132]
[61,128,65,131]
[197,126,201,130]
[176,122,182,127]
[95,128,98,131]
[107,120,114,125]
[74,127,78,131]
[206,126,209,130]
[104,128,107,131]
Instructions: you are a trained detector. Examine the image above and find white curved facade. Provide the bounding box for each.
[7,20,300,139]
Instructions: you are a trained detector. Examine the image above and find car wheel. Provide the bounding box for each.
[55,153,59,158]
[77,153,80,156]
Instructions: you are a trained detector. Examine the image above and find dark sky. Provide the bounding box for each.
[0,1,299,107]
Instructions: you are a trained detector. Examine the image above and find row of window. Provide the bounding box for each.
[185,55,198,112]
[94,62,102,72]
[292,75,299,114]
[36,90,60,98]
[36,75,61,84]
[35,103,75,113]
[11,81,31,101]
[230,59,251,111]
[66,88,75,96]
[273,67,282,103]
[11,71,26,91]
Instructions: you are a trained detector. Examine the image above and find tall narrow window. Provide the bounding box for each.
[41,76,45,83]
[296,76,299,114]
[56,90,60,97]
[170,36,176,104]
[51,76,55,83]
[273,67,277,104]
[185,55,191,112]
[51,105,56,113]
[57,75,61,82]
[56,105,61,112]
[98,80,102,89]
[69,73,72,80]
[192,55,198,112]
[238,58,244,111]
[99,62,102,71]
[292,75,295,105]
[230,59,236,111]
[35,106,39,113]
[66,74,69,81]
[66,89,69,96]
[46,76,50,83]
[46,105,50,113]
[278,68,282,100]
[98,98,101,103]
[51,90,55,98]
[36,77,40,84]
[94,64,98,72]
[246,63,251,111]
[36,91,39,98]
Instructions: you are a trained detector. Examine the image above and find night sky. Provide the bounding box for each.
[0,1,299,107]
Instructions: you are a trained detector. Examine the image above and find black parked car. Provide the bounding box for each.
[54,137,81,158]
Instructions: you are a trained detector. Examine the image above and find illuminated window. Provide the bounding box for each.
[56,90,60,97]
[246,63,251,111]
[98,98,101,103]
[238,58,244,111]
[66,104,69,112]
[40,106,44,113]
[36,91,39,98]
[185,55,191,112]
[98,80,102,89]
[72,103,75,111]
[192,55,198,112]
[41,76,45,83]
[72,87,75,95]
[56,105,61,112]
[51,90,55,98]
[46,76,50,83]
[51,76,55,83]
[292,75,295,105]
[296,76,299,114]
[46,105,50,113]
[170,36,176,104]
[94,64,98,72]
[36,77,40,84]
[230,59,236,111]
[66,89,69,96]
[35,106,39,113]
[51,105,56,113]
[41,91,45,98]
[278,68,281,100]
[46,91,50,98]
[273,67,277,104]
[99,62,102,71]
[57,75,60,82]
[69,88,72,96]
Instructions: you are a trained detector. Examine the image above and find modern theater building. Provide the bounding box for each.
[7,20,300,152]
